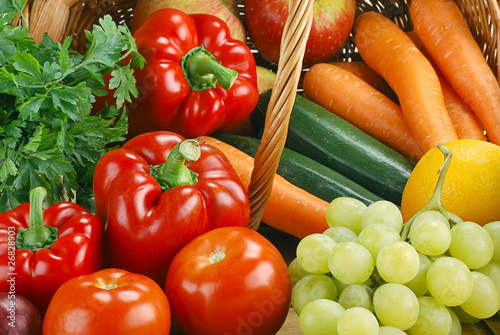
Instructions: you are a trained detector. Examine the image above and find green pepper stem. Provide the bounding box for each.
[15,187,58,252]
[155,139,201,189]
[182,45,238,91]
[400,143,453,241]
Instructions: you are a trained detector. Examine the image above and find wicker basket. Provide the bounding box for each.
[12,0,500,230]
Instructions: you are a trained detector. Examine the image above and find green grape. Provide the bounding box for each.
[449,221,494,269]
[360,200,403,233]
[373,283,419,330]
[288,258,311,288]
[337,307,379,335]
[291,274,337,315]
[376,241,420,284]
[409,218,451,256]
[338,284,374,312]
[405,252,432,297]
[334,278,350,296]
[460,271,500,319]
[378,326,407,335]
[447,211,463,224]
[449,305,482,324]
[483,221,500,263]
[407,296,452,335]
[476,261,500,296]
[426,256,473,306]
[446,307,462,335]
[357,223,400,262]
[328,241,374,285]
[411,210,449,228]
[296,233,337,273]
[299,299,345,335]
[326,197,367,234]
[323,226,358,243]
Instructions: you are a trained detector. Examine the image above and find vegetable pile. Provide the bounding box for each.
[1,0,500,333]
[93,131,251,287]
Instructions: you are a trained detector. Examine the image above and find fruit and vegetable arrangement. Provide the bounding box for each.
[289,141,500,335]
[1,0,500,334]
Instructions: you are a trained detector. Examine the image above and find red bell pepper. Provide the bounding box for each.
[0,187,104,314]
[93,131,250,287]
[126,8,259,139]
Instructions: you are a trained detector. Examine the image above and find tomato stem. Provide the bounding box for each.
[209,249,226,263]
[152,139,201,191]
[400,143,452,241]
[15,187,58,252]
[182,45,238,91]
[103,284,118,290]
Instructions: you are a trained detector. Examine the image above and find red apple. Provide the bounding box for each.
[256,65,277,93]
[245,0,356,68]
[217,0,240,17]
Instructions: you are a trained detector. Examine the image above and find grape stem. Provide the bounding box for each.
[400,143,454,241]
[366,267,385,289]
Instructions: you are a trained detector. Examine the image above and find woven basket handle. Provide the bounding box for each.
[247,0,314,230]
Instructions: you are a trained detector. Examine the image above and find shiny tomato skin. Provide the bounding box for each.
[42,268,171,335]
[165,226,292,335]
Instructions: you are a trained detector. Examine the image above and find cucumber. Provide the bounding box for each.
[214,134,384,206]
[251,90,415,205]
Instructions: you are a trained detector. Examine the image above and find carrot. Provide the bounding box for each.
[197,136,329,238]
[328,61,399,104]
[303,62,424,161]
[353,11,458,154]
[407,31,487,141]
[410,0,500,145]
[441,80,487,141]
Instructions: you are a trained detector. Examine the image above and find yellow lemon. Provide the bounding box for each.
[401,139,500,226]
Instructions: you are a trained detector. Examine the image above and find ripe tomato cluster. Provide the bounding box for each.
[42,227,291,334]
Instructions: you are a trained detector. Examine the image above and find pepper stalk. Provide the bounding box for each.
[182,45,239,91]
[15,187,58,252]
[151,139,202,191]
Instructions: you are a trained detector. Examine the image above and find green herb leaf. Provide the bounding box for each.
[12,51,44,83]
[83,15,128,70]
[0,158,17,183]
[0,0,27,24]
[109,64,139,108]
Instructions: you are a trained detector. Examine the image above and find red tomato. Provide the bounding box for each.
[42,268,171,335]
[165,226,292,335]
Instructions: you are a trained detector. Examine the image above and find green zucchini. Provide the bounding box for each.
[251,90,415,205]
[214,134,384,206]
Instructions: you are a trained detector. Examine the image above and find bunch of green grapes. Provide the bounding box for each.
[289,197,500,335]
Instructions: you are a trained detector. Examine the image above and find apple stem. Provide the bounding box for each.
[182,45,238,91]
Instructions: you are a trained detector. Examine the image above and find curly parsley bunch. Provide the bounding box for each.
[0,1,145,211]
